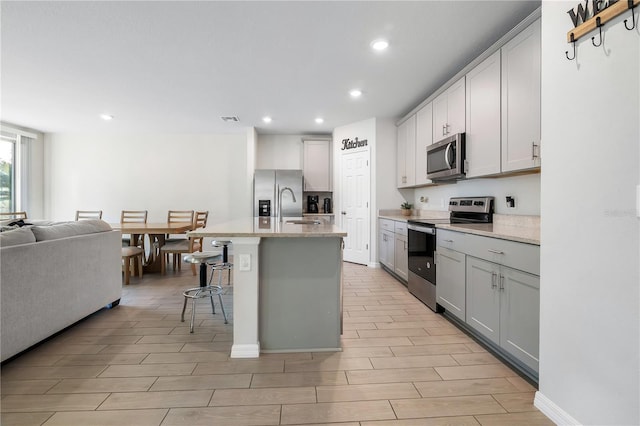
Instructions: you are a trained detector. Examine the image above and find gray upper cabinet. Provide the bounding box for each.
[414,103,433,186]
[432,77,465,143]
[397,115,416,188]
[465,50,502,178]
[303,139,332,192]
[501,18,541,172]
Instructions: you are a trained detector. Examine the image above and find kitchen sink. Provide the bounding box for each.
[285,219,322,225]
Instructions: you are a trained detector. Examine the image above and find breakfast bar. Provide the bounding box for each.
[189,217,347,358]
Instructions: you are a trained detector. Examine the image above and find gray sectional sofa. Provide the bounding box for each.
[0,219,122,362]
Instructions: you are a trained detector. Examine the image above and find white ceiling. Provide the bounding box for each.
[1,1,540,135]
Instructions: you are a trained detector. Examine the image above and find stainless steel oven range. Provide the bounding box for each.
[407,196,494,311]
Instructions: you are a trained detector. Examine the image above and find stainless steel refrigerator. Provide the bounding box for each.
[253,169,303,218]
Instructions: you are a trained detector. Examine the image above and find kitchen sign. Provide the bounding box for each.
[567,0,619,27]
[565,0,638,42]
[341,137,368,150]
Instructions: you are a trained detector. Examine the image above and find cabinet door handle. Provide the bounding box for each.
[499,275,505,291]
[491,272,497,289]
[487,249,504,254]
[532,142,539,159]
[443,239,454,243]
[445,123,450,135]
[442,124,446,136]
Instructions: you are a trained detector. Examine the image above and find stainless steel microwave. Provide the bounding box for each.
[426,133,466,181]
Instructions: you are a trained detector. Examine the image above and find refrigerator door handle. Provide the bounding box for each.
[274,184,278,218]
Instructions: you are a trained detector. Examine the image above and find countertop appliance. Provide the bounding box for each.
[323,197,332,214]
[426,133,466,181]
[307,195,319,213]
[254,169,303,218]
[407,196,494,311]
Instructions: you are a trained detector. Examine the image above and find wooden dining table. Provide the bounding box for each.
[111,222,193,273]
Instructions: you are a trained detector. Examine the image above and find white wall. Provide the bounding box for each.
[44,133,251,224]
[538,2,639,425]
[413,173,541,215]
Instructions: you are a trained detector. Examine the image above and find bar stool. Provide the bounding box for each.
[211,240,233,285]
[181,252,228,333]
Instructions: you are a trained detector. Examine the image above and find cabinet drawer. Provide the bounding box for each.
[394,221,408,236]
[464,233,539,275]
[379,219,395,232]
[437,229,467,251]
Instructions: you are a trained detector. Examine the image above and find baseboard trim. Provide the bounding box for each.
[368,262,381,268]
[230,343,260,358]
[534,391,581,425]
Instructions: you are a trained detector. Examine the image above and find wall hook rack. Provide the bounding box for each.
[566,33,576,60]
[624,0,637,30]
[565,0,639,60]
[591,17,603,46]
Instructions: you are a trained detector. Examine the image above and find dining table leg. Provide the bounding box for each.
[143,233,166,273]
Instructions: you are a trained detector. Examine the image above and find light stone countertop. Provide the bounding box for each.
[189,217,346,238]
[437,223,540,245]
[378,212,540,245]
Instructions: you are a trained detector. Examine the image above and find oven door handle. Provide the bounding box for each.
[407,224,435,234]
[444,143,454,169]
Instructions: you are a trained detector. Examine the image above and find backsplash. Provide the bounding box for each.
[413,173,541,215]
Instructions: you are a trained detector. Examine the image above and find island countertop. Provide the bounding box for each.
[189,217,346,238]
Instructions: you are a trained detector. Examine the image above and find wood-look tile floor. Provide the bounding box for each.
[1,263,553,426]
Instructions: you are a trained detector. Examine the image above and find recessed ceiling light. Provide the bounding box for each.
[262,116,272,123]
[315,117,324,124]
[100,114,113,121]
[370,39,389,51]
[349,89,362,98]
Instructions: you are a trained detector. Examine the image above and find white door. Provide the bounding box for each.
[341,150,370,265]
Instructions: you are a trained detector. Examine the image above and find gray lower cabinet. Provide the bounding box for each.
[436,247,466,321]
[394,233,408,281]
[379,229,395,271]
[466,255,540,372]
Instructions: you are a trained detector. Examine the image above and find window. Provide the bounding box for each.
[0,127,33,214]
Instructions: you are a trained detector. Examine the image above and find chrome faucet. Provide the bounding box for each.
[278,186,297,222]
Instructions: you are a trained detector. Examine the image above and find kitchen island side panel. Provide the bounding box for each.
[259,237,342,352]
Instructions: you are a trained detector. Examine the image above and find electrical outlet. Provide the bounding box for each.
[239,254,251,271]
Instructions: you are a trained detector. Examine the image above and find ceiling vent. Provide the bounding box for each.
[220,116,240,122]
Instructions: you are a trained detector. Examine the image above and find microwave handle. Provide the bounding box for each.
[444,143,454,169]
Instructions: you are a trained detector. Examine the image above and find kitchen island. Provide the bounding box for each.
[189,217,346,358]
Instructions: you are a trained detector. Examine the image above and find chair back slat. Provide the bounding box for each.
[0,211,27,220]
[168,210,194,226]
[121,210,148,224]
[193,211,209,230]
[76,210,103,220]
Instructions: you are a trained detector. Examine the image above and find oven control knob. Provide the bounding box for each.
[426,262,431,269]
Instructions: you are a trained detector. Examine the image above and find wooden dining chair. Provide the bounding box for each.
[75,210,103,220]
[120,210,148,249]
[161,211,208,275]
[0,211,28,220]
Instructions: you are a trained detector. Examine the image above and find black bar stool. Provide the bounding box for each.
[211,240,233,285]
[181,252,227,333]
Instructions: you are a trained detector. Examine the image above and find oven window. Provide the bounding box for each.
[408,228,436,283]
[427,143,456,174]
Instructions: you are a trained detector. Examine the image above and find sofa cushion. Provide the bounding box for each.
[0,227,37,247]
[31,220,113,242]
